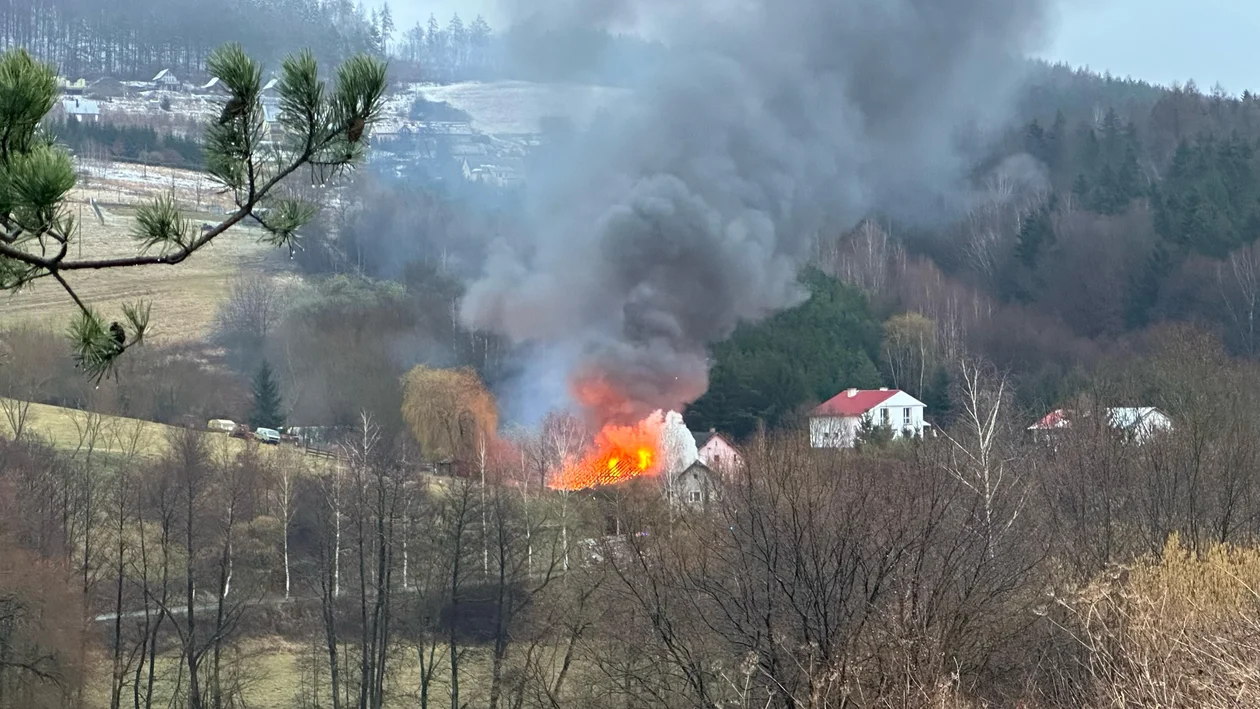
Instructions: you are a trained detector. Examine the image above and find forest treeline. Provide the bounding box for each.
[0,0,655,85]
[0,0,493,81]
[51,118,203,168]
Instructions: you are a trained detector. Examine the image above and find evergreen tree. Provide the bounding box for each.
[1116,145,1142,200]
[856,413,894,450]
[1075,122,1101,175]
[426,13,444,70]
[1090,164,1123,214]
[447,14,466,71]
[1125,241,1174,329]
[1100,107,1123,162]
[685,269,883,439]
[1024,120,1048,164]
[250,361,285,430]
[1071,173,1090,201]
[1015,202,1056,268]
[379,3,395,50]
[1047,110,1068,171]
[847,352,884,391]
[924,366,953,425]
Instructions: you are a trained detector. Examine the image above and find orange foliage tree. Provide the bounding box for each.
[400,365,499,462]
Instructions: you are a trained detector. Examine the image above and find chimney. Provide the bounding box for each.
[879,387,888,391]
[846,388,858,398]
[709,427,715,433]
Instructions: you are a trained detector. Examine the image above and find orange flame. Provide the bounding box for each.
[548,416,663,491]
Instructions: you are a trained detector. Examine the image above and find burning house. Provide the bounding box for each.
[547,410,703,502]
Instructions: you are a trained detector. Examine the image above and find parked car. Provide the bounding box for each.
[254,427,281,445]
[207,419,236,434]
[230,424,252,440]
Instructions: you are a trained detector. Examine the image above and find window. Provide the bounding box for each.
[904,407,912,426]
[880,407,890,425]
[689,491,702,503]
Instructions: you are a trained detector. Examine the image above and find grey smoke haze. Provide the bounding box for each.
[460,0,1055,428]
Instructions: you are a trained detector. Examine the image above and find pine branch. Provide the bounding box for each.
[0,44,386,381]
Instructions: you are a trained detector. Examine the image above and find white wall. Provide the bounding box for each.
[810,393,928,449]
[698,437,741,471]
[810,416,861,448]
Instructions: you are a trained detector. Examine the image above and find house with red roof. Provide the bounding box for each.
[1027,406,1172,444]
[691,428,742,472]
[809,388,928,448]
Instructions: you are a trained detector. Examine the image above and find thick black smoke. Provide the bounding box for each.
[461,0,1053,427]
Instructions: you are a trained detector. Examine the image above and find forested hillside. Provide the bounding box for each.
[0,0,493,80]
[684,64,1260,430]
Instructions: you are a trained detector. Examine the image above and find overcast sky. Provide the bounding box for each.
[1042,0,1260,94]
[380,0,1260,94]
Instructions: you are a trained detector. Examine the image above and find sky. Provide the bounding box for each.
[379,0,1260,94]
[1042,0,1260,94]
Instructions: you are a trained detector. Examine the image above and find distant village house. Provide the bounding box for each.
[1028,406,1172,444]
[809,388,929,448]
[58,77,87,95]
[692,428,741,472]
[60,97,99,122]
[151,69,180,90]
[672,460,718,510]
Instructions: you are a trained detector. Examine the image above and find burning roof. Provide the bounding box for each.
[547,409,697,492]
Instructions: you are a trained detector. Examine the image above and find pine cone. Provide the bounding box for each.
[219,96,246,126]
[109,321,126,351]
[348,116,365,143]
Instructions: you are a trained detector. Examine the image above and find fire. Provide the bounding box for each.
[548,416,664,491]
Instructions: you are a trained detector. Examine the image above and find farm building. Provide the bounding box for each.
[61,98,99,122]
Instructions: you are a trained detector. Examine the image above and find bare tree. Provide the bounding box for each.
[212,273,282,364]
[938,357,1024,554]
[1218,240,1260,356]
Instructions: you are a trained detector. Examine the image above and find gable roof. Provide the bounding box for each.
[673,460,714,484]
[152,69,170,82]
[1028,407,1171,431]
[1029,409,1070,430]
[61,98,99,115]
[1108,407,1170,430]
[811,388,902,417]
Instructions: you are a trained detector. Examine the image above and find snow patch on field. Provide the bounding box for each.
[410,81,630,135]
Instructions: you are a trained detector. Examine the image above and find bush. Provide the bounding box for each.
[408,97,472,123]
[48,118,202,168]
[1061,535,1260,707]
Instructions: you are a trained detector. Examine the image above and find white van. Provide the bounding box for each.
[253,428,281,445]
[207,419,236,434]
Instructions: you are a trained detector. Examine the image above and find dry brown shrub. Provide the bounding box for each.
[1059,534,1260,708]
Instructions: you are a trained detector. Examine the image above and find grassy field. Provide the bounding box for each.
[85,635,512,709]
[0,162,296,342]
[84,637,309,709]
[1,397,259,458]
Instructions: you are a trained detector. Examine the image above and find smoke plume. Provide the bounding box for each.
[461,0,1053,427]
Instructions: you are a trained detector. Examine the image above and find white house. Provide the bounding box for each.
[1028,407,1172,443]
[692,429,741,473]
[809,388,928,448]
[151,69,180,89]
[61,98,99,122]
